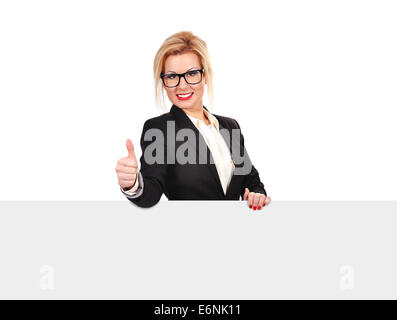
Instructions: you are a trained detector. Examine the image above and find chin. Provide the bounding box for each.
[174,101,194,108]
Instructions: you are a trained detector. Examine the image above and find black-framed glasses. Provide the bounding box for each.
[160,68,204,88]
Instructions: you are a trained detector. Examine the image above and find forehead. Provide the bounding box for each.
[164,52,201,72]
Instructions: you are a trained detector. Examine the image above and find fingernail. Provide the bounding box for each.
[249,205,252,208]
[253,206,256,210]
[258,206,261,210]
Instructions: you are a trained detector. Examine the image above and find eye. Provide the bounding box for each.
[165,74,176,79]
[187,70,199,76]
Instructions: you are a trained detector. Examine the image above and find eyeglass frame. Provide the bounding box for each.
[160,68,205,88]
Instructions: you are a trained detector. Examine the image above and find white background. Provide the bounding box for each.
[0,0,396,200]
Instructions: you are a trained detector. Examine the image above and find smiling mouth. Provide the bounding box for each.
[176,92,194,100]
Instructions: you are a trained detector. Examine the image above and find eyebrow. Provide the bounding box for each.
[165,67,199,74]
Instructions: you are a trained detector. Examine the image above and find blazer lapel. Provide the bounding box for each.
[170,104,225,195]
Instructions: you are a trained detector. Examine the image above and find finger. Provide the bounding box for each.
[248,192,255,209]
[126,139,136,160]
[243,188,250,200]
[118,158,138,168]
[257,194,266,210]
[263,196,271,206]
[116,165,138,174]
[120,178,136,185]
[117,172,137,180]
[252,193,260,210]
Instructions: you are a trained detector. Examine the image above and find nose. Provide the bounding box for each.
[177,75,191,90]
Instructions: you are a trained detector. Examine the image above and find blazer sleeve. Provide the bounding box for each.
[123,119,168,208]
[233,119,267,198]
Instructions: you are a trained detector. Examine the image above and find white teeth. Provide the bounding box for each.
[177,93,193,98]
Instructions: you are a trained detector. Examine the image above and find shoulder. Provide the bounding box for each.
[142,112,174,131]
[211,113,241,129]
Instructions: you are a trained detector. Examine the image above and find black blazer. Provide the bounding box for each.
[125,104,267,208]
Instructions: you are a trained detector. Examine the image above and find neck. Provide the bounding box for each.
[183,106,206,121]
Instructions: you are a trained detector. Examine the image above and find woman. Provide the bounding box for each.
[115,31,270,210]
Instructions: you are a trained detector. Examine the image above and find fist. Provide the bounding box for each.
[115,139,139,190]
[243,188,271,210]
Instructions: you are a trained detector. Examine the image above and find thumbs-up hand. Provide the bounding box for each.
[115,139,139,190]
[243,187,271,211]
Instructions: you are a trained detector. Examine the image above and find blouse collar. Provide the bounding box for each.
[185,108,219,131]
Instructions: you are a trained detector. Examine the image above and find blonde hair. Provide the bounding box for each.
[153,31,214,113]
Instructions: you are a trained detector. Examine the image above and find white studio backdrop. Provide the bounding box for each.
[0,0,396,201]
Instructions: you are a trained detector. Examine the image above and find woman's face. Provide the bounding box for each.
[163,52,206,112]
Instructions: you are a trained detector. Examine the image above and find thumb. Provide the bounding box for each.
[243,188,250,200]
[126,139,136,159]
